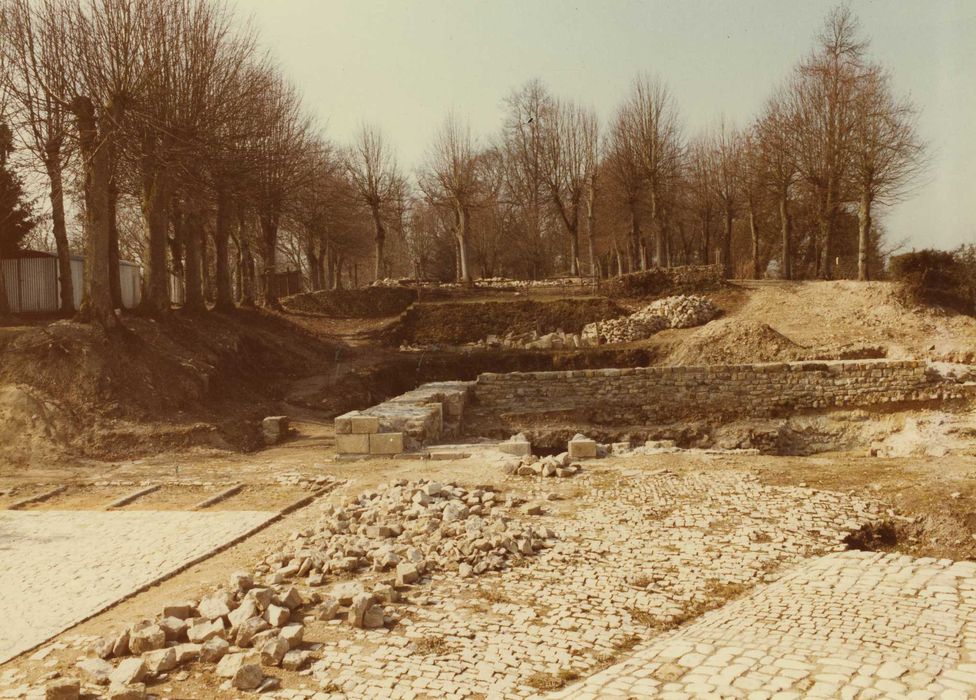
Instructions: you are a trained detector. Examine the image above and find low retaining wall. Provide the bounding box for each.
[335,381,474,456]
[473,360,972,428]
[604,264,724,298]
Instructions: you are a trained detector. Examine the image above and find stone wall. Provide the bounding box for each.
[604,264,724,298]
[335,381,474,455]
[473,360,970,428]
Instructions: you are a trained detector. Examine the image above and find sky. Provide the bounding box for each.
[234,0,976,251]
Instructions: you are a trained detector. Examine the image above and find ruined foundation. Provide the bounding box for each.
[335,359,976,457]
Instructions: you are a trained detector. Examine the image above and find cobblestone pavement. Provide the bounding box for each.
[298,469,881,699]
[0,510,274,664]
[553,549,976,699]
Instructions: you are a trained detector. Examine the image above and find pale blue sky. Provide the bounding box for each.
[235,0,976,251]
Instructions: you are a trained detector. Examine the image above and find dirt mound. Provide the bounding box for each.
[391,298,626,346]
[282,287,417,318]
[0,311,337,465]
[667,319,804,366]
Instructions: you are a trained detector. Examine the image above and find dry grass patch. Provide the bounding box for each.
[525,668,581,690]
[412,635,455,656]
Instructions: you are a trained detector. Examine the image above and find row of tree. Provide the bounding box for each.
[389,6,926,285]
[0,2,927,326]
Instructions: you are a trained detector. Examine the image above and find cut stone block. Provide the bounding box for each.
[335,433,370,455]
[350,415,380,434]
[333,412,356,435]
[568,437,598,459]
[370,432,404,455]
[261,416,289,446]
[498,440,532,457]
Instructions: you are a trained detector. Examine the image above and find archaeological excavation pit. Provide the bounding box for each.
[334,359,976,459]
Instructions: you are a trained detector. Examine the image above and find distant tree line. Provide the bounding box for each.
[0,3,928,325]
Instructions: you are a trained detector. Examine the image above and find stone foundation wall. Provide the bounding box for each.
[335,381,474,455]
[474,360,969,427]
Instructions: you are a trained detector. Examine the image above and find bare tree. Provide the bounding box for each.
[419,112,481,285]
[620,74,683,268]
[540,99,596,276]
[2,0,75,313]
[710,121,742,278]
[501,80,553,278]
[346,123,402,282]
[788,6,867,279]
[849,66,926,280]
[687,135,716,265]
[607,104,644,272]
[248,73,312,308]
[755,88,799,279]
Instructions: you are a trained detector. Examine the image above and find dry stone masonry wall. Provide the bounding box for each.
[335,381,474,456]
[474,360,972,428]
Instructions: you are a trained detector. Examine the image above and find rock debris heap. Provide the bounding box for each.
[582,294,720,344]
[64,480,553,698]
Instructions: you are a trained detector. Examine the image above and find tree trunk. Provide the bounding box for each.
[651,191,663,268]
[820,187,835,280]
[44,152,74,315]
[779,193,792,281]
[749,203,761,279]
[586,191,597,277]
[108,177,122,309]
[722,209,734,278]
[214,187,235,311]
[371,206,385,282]
[456,205,473,285]
[0,253,10,316]
[140,147,171,315]
[200,220,213,304]
[259,213,281,309]
[858,189,872,281]
[183,200,205,311]
[238,241,255,308]
[72,96,119,329]
[568,221,580,277]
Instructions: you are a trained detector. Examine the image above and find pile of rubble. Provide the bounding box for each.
[582,295,719,344]
[300,479,555,578]
[503,452,585,478]
[57,480,554,698]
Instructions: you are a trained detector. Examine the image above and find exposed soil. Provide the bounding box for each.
[389,297,627,345]
[0,310,337,467]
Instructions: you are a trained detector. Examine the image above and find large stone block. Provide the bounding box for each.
[370,432,404,455]
[568,436,597,459]
[261,416,289,446]
[350,414,380,434]
[335,433,370,454]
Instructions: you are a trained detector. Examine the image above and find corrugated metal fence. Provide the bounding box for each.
[2,255,142,314]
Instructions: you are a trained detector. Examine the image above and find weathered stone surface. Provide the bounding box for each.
[279,624,303,647]
[44,677,79,700]
[109,658,146,686]
[261,415,289,445]
[197,592,233,620]
[186,618,224,644]
[395,562,419,586]
[347,593,374,628]
[260,637,289,666]
[335,433,370,455]
[369,432,404,455]
[127,624,165,655]
[263,604,289,628]
[199,636,229,663]
[106,683,146,700]
[142,647,177,675]
[234,616,270,647]
[231,663,263,691]
[76,657,114,684]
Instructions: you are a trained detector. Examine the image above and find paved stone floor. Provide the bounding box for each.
[553,550,976,700]
[0,510,274,664]
[299,469,882,699]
